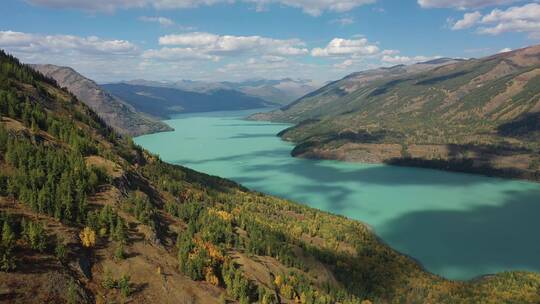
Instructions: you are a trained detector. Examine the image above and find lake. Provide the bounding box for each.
[135,109,540,280]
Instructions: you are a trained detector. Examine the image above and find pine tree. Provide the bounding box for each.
[0,221,16,271]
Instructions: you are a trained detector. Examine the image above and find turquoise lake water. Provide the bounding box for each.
[135,109,540,280]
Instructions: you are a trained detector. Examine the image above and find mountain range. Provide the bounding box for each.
[101,83,277,120]
[251,46,540,181]
[31,65,290,136]
[122,78,321,105]
[2,49,540,303]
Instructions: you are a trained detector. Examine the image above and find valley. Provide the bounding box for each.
[135,109,540,281]
[2,0,540,302]
[2,48,540,303]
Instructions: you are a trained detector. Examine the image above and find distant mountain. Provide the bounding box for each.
[31,64,172,136]
[122,78,321,105]
[251,48,540,180]
[101,83,277,119]
[254,58,465,121]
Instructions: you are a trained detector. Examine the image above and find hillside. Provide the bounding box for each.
[251,47,540,181]
[123,78,320,105]
[102,83,277,119]
[1,50,540,303]
[31,65,172,137]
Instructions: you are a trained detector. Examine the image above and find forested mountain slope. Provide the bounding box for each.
[251,46,540,181]
[1,50,540,303]
[31,64,172,136]
[102,83,277,119]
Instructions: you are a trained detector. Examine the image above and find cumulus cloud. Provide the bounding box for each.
[449,3,540,38]
[139,16,175,27]
[451,11,482,29]
[150,32,308,60]
[26,0,376,15]
[499,47,513,52]
[0,30,141,82]
[478,3,540,36]
[418,0,521,9]
[0,30,137,55]
[311,38,379,57]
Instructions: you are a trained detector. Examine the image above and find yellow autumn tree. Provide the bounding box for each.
[80,227,96,248]
[274,275,283,287]
[205,267,219,286]
[280,284,295,300]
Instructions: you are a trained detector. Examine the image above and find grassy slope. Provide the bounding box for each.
[0,50,539,304]
[252,46,540,181]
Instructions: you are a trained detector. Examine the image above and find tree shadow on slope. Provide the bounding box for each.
[378,188,540,280]
[497,112,540,141]
[385,143,538,181]
[415,71,469,86]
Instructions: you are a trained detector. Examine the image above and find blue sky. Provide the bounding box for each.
[0,0,537,82]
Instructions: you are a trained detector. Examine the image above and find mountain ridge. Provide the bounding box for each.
[101,83,278,119]
[250,45,540,181]
[30,64,173,137]
[119,78,321,105]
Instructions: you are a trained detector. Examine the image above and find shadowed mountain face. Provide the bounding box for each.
[30,64,172,136]
[251,46,540,180]
[122,78,321,105]
[101,83,278,119]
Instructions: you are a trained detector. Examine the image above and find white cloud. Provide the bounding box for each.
[311,38,380,57]
[261,55,287,62]
[0,30,137,55]
[154,32,308,58]
[478,3,540,36]
[381,55,442,65]
[142,47,220,61]
[441,3,540,37]
[25,0,228,12]
[333,59,354,69]
[482,3,540,23]
[382,49,400,55]
[139,16,175,27]
[0,30,141,82]
[0,29,449,84]
[418,0,521,9]
[499,47,513,52]
[451,11,482,29]
[445,3,540,38]
[331,17,355,26]
[479,19,540,35]
[26,0,376,16]
[215,56,328,81]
